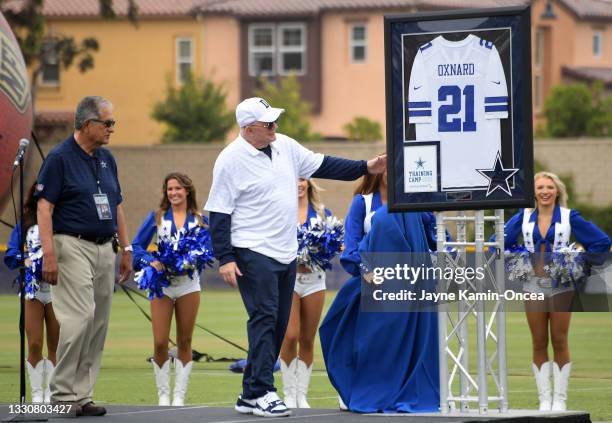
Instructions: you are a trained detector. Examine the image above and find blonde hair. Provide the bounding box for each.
[307,179,326,218]
[534,171,568,208]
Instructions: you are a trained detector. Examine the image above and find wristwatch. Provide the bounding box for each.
[122,245,133,253]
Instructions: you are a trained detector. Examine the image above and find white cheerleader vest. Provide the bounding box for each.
[158,214,199,243]
[522,207,571,252]
[363,193,376,234]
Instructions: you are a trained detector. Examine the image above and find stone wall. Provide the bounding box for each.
[534,139,612,206]
[1,138,610,244]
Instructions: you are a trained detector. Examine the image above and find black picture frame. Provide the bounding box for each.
[384,6,534,212]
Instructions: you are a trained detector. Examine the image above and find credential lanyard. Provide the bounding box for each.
[88,156,103,194]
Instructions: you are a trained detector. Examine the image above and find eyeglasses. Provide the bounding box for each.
[250,120,277,130]
[89,119,116,128]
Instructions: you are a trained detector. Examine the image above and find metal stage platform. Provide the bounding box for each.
[0,405,591,423]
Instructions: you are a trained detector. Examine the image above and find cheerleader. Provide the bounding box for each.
[132,172,212,406]
[342,169,447,277]
[497,171,610,411]
[340,172,387,276]
[279,178,335,408]
[4,182,59,403]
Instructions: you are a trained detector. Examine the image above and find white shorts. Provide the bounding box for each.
[162,275,201,301]
[21,282,52,305]
[523,277,574,298]
[294,271,326,298]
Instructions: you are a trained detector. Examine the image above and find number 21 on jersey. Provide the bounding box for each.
[438,84,476,133]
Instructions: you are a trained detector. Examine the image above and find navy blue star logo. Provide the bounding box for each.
[415,157,426,169]
[476,152,518,197]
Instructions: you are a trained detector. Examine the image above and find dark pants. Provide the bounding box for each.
[235,248,296,399]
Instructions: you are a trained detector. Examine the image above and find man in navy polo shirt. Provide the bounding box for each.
[36,96,132,416]
[205,97,386,417]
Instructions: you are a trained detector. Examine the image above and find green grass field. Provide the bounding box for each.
[1,290,611,421]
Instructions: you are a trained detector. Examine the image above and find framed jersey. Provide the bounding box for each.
[384,6,534,212]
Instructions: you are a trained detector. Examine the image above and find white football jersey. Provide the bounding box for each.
[408,34,509,190]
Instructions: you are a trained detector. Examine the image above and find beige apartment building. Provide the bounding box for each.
[5,0,612,145]
[531,0,612,122]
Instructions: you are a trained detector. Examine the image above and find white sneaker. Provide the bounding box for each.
[252,391,292,417]
[235,394,256,414]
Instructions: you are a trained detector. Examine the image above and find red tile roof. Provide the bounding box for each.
[195,0,530,17]
[562,66,612,88]
[2,0,198,19]
[2,0,531,19]
[35,110,75,125]
[3,0,609,21]
[558,0,612,20]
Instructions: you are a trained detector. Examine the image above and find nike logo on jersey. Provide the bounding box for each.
[491,80,501,85]
[413,85,422,90]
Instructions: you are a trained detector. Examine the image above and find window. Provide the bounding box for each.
[593,31,602,58]
[248,23,306,76]
[278,24,306,75]
[176,37,193,83]
[349,24,367,63]
[535,28,543,68]
[41,39,59,86]
[249,25,275,76]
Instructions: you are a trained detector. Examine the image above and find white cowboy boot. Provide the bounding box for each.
[280,358,297,408]
[531,361,552,411]
[152,359,171,406]
[26,360,44,403]
[172,360,193,406]
[43,359,55,404]
[338,395,348,410]
[552,362,572,411]
[296,359,313,408]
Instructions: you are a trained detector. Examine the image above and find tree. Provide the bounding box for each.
[152,73,235,143]
[343,116,382,142]
[254,73,320,142]
[586,81,612,137]
[0,0,138,108]
[543,82,612,137]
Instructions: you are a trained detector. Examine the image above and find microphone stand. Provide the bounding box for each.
[2,150,47,422]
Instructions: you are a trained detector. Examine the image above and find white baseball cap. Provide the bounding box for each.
[236,97,284,127]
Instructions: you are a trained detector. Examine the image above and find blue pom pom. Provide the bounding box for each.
[136,224,215,299]
[297,215,344,272]
[23,246,43,300]
[545,244,586,288]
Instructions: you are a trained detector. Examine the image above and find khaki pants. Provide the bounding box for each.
[50,234,115,405]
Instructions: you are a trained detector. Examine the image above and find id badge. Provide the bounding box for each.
[93,193,113,220]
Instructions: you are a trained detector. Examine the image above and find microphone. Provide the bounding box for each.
[12,138,30,171]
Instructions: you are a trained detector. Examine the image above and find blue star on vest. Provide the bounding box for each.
[476,152,519,197]
[415,157,426,169]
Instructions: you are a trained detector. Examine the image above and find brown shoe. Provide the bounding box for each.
[50,401,81,416]
[79,402,107,417]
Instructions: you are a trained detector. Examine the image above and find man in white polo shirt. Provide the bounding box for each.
[205,97,386,417]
